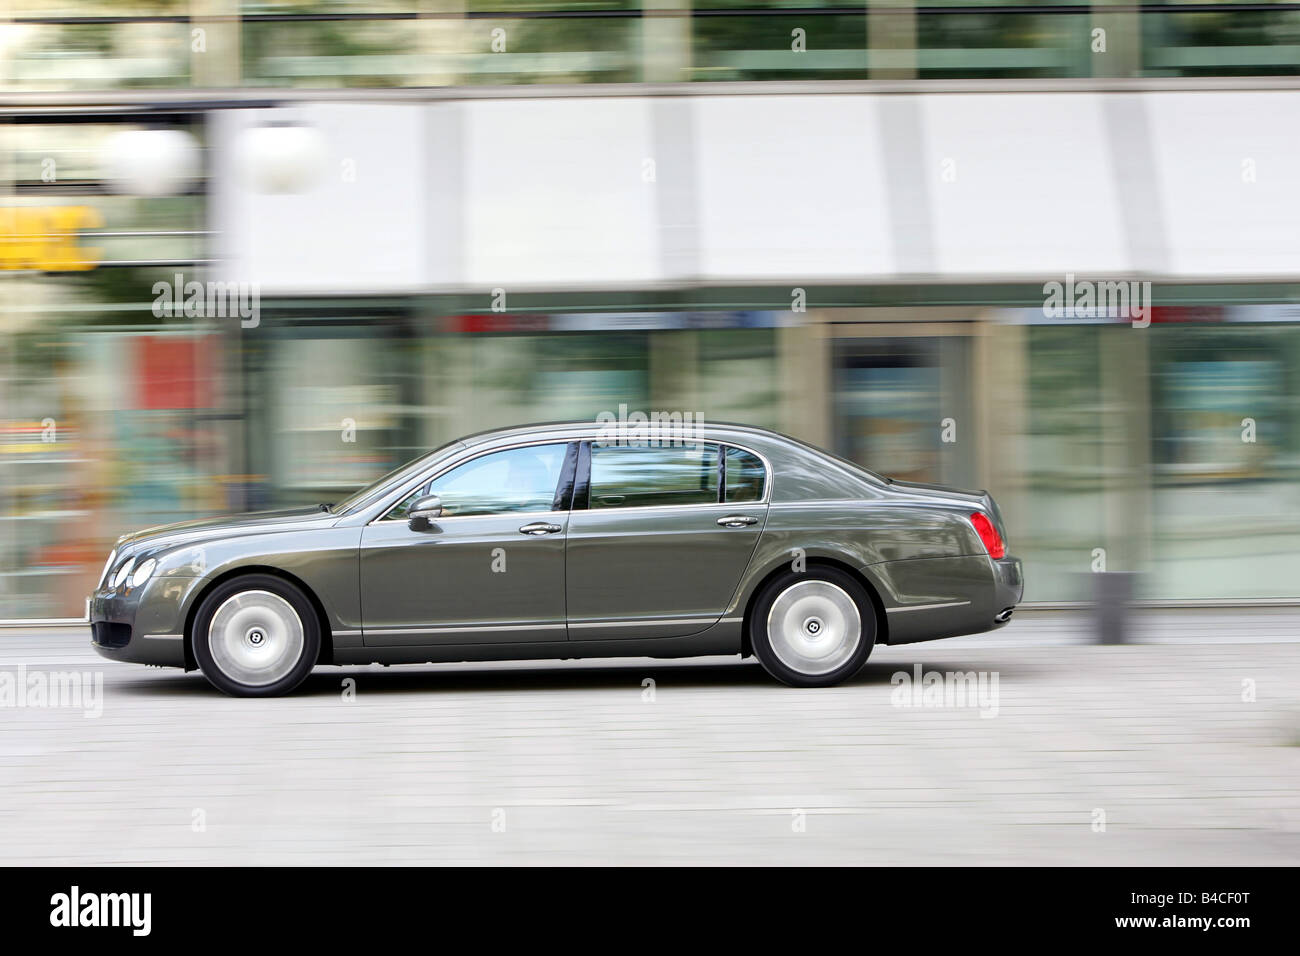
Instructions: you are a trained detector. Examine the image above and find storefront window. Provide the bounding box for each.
[248,313,422,507]
[11,1,1300,91]
[695,329,780,430]
[427,330,652,437]
[1017,325,1107,602]
[1,112,212,617]
[832,335,973,487]
[0,272,226,619]
[1143,8,1300,77]
[1148,324,1300,599]
[5,9,192,91]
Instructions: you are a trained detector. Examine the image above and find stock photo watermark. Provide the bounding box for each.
[1042,273,1152,328]
[152,273,260,328]
[49,887,150,936]
[595,405,706,447]
[0,666,103,718]
[890,664,1000,718]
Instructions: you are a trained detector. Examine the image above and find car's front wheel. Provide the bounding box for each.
[191,574,321,697]
[750,567,875,687]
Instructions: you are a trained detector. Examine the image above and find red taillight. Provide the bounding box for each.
[969,512,1005,559]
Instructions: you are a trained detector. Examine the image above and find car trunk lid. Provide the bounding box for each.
[883,478,1008,542]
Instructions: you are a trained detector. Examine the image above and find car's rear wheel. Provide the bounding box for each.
[750,567,875,687]
[192,574,320,697]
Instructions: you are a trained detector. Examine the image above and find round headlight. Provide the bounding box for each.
[111,557,135,589]
[130,559,157,588]
[99,549,117,587]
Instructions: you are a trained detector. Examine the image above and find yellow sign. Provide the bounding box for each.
[0,206,103,272]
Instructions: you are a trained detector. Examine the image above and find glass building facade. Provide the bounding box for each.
[6,4,1300,617]
[8,1,1300,90]
[7,269,1300,617]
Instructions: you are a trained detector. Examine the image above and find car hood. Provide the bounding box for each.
[114,507,336,555]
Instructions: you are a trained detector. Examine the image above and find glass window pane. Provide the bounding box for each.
[1143,10,1300,78]
[696,329,781,431]
[395,443,567,518]
[589,443,719,509]
[385,485,425,522]
[1149,325,1300,599]
[5,21,193,91]
[724,447,765,503]
[1018,325,1106,602]
[833,338,943,483]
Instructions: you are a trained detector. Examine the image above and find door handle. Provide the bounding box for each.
[716,514,758,528]
[519,522,563,535]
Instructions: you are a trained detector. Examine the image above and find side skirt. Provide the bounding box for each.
[331,627,741,666]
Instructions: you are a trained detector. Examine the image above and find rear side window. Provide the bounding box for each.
[589,443,720,509]
[724,447,765,503]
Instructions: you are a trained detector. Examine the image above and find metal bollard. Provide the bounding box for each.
[1092,571,1137,645]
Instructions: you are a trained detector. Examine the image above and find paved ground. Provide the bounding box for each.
[1,611,1298,865]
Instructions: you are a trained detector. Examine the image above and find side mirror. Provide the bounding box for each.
[408,494,443,530]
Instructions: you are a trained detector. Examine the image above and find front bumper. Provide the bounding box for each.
[89,576,195,668]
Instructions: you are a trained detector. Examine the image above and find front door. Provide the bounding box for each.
[360,442,573,645]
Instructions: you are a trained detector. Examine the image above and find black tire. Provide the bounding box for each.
[749,566,876,687]
[191,573,321,697]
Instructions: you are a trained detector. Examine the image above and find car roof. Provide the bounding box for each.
[457,419,791,448]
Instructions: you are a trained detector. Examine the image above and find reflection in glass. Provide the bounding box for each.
[724,446,765,503]
[589,443,720,509]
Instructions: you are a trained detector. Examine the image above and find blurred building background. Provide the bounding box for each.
[4,1,1300,618]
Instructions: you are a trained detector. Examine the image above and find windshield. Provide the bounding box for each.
[328,441,466,516]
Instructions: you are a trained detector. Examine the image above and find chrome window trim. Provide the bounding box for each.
[568,616,717,629]
[360,615,744,637]
[363,430,773,525]
[364,623,567,636]
[372,509,569,527]
[885,600,972,613]
[568,501,765,518]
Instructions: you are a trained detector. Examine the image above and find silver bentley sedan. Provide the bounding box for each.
[91,421,1023,696]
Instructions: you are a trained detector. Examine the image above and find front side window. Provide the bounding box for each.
[588,442,720,509]
[386,444,567,519]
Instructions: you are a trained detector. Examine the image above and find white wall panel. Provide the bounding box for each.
[461,97,660,287]
[693,95,895,280]
[212,104,429,294]
[1147,90,1300,277]
[211,89,1300,293]
[920,93,1128,277]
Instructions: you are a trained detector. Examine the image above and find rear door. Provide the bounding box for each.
[565,441,768,640]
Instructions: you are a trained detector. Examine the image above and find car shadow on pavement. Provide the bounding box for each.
[110,654,1036,697]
